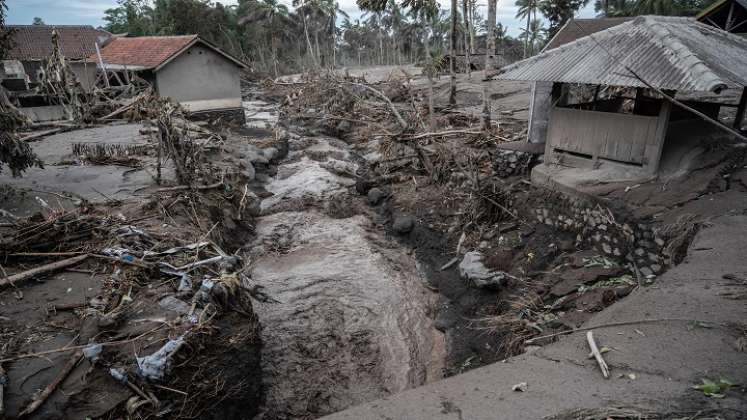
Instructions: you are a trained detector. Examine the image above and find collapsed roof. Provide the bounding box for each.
[90,35,248,71]
[496,16,747,93]
[8,25,111,61]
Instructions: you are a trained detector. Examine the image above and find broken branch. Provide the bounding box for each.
[0,254,89,289]
[586,331,610,379]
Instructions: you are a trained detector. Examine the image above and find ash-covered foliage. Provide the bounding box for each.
[0,88,43,177]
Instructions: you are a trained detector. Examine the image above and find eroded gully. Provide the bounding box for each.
[242,100,445,419]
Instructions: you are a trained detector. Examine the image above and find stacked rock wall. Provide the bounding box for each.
[514,189,683,277]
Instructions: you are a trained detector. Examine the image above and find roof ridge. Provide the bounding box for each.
[641,15,727,92]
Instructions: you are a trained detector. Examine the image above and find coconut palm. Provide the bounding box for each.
[515,0,540,58]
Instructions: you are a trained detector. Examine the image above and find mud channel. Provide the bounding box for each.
[241,100,446,419]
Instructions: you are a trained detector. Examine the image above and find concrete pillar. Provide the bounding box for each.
[646,96,673,175]
[527,81,553,144]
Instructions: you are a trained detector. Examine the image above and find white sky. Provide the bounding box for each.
[7,0,596,37]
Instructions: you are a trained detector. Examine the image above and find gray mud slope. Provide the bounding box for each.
[249,132,445,419]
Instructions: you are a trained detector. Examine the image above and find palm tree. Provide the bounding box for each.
[483,0,496,130]
[515,0,539,58]
[239,0,292,76]
[519,18,545,56]
[319,0,348,68]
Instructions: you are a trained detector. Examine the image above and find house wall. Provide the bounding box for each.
[69,61,98,92]
[546,107,661,167]
[155,44,241,112]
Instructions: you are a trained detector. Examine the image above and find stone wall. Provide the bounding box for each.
[514,188,693,277]
[493,150,536,178]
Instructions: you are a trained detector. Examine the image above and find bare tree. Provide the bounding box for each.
[462,0,471,79]
[483,0,497,130]
[449,0,457,105]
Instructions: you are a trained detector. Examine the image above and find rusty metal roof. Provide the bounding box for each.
[496,16,747,93]
[8,25,111,61]
[91,35,247,71]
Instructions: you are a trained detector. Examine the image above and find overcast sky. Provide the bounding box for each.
[6,0,596,37]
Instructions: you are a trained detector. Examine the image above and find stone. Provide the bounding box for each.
[262,147,279,161]
[549,265,624,296]
[640,267,654,277]
[392,215,415,234]
[245,161,256,181]
[459,251,513,289]
[602,243,612,254]
[651,264,662,273]
[654,237,666,246]
[635,248,645,256]
[367,188,386,205]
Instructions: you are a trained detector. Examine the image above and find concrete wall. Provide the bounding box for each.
[69,61,98,92]
[526,81,553,144]
[155,44,242,112]
[18,105,68,122]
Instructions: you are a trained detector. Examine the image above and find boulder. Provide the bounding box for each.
[392,215,415,234]
[367,188,386,205]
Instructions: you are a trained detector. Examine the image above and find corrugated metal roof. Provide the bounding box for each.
[8,25,111,61]
[544,17,634,51]
[496,16,747,93]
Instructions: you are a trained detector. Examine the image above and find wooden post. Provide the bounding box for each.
[646,93,673,175]
[734,87,747,131]
[633,87,645,115]
[95,41,110,88]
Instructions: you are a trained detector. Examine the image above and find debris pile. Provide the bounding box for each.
[0,86,42,177]
[0,184,263,418]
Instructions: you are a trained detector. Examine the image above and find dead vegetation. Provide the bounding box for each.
[0,86,42,177]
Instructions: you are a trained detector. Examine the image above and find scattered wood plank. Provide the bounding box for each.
[0,254,89,289]
[155,181,224,193]
[18,353,83,416]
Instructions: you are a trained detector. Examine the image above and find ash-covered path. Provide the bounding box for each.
[247,128,444,418]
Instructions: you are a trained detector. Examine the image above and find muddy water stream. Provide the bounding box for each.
[242,101,445,419]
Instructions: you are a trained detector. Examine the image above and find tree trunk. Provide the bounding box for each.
[524,12,530,59]
[468,0,476,54]
[449,0,457,106]
[302,13,318,67]
[483,0,497,131]
[423,17,436,131]
[462,0,471,79]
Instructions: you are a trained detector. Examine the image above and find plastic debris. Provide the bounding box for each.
[110,368,128,384]
[82,343,103,362]
[136,337,185,381]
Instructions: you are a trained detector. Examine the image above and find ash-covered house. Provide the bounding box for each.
[6,25,111,89]
[526,17,633,145]
[91,35,248,121]
[495,16,747,188]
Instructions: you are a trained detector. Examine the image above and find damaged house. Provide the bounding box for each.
[91,35,248,121]
[496,16,747,189]
[6,24,111,88]
[3,25,110,122]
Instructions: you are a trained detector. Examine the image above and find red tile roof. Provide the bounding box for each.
[8,25,112,61]
[92,35,198,69]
